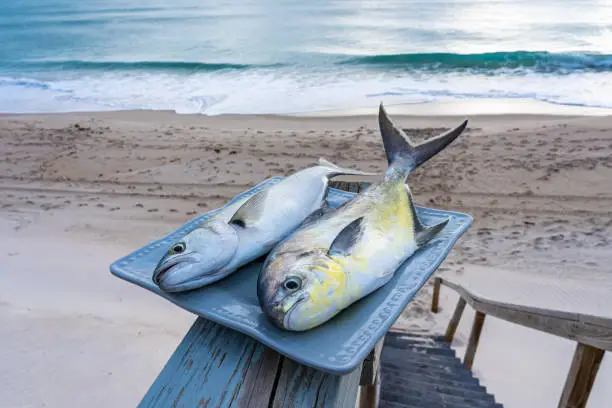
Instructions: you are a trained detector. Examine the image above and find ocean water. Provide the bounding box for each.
[1,0,612,114]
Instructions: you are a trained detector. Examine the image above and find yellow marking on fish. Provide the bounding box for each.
[308,260,348,311]
[370,182,414,237]
[333,254,369,301]
[281,302,292,313]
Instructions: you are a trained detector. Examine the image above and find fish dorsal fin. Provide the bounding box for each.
[229,185,271,228]
[318,157,338,168]
[405,184,449,246]
[328,217,364,256]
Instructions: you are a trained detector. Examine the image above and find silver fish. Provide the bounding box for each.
[152,158,374,292]
[258,105,467,331]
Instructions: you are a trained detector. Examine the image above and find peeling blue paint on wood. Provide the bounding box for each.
[139,318,269,408]
[272,358,361,408]
[140,318,361,408]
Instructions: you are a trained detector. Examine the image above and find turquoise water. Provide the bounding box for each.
[1,0,612,114]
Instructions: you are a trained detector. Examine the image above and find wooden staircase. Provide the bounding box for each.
[379,332,503,408]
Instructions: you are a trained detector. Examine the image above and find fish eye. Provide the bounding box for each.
[283,277,302,291]
[170,242,186,254]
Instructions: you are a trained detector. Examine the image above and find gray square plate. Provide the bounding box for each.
[110,178,472,375]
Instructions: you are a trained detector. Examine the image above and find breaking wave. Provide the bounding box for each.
[340,51,612,73]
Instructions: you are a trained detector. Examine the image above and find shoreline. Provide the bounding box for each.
[2,98,611,119]
[298,98,612,117]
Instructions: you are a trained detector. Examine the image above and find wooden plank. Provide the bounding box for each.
[558,343,605,408]
[471,299,612,351]
[464,311,486,370]
[358,371,380,408]
[272,358,362,408]
[445,297,467,343]
[448,267,612,323]
[431,277,441,313]
[235,347,282,407]
[141,317,364,407]
[139,317,279,408]
[439,278,612,351]
[360,337,385,386]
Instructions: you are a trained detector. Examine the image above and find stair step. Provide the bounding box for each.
[382,366,480,387]
[383,356,464,372]
[381,388,498,408]
[381,372,493,400]
[380,383,496,405]
[381,377,496,403]
[382,347,463,366]
[381,367,484,390]
[383,341,455,354]
[380,401,465,408]
[380,399,503,408]
[381,355,465,373]
[381,362,478,384]
[385,342,457,357]
[387,331,446,342]
[385,333,449,348]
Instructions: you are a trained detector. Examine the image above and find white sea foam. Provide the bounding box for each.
[1,68,612,115]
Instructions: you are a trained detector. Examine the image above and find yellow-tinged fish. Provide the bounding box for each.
[258,105,467,331]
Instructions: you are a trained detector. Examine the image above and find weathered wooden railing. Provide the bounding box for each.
[139,317,383,408]
[431,276,612,408]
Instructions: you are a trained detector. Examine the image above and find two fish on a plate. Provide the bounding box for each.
[152,104,467,331]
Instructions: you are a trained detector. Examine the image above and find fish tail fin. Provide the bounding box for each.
[318,157,377,177]
[405,184,449,246]
[378,103,467,176]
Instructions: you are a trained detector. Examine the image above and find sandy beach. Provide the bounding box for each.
[2,109,612,407]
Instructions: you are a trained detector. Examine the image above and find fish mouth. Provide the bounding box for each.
[152,253,196,286]
[282,293,308,330]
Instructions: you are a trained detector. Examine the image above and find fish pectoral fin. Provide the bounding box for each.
[229,185,271,228]
[327,217,364,256]
[416,217,449,247]
[404,184,449,246]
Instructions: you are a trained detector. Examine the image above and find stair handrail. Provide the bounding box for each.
[431,276,611,408]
